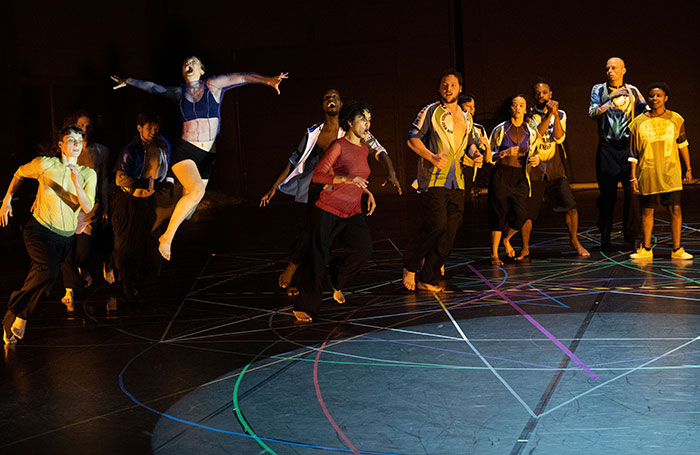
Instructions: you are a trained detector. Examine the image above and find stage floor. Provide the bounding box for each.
[2,188,699,454]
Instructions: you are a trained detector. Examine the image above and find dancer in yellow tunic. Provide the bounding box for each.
[629,82,693,260]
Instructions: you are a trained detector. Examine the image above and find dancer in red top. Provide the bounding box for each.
[293,102,377,322]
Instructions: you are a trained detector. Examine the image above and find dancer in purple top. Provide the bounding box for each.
[112,57,288,260]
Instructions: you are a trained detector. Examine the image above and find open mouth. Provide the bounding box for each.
[328,102,336,109]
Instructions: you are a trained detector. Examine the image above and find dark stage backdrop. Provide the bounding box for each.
[3,0,700,199]
[459,1,700,184]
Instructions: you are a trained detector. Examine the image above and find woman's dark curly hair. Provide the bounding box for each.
[339,101,372,131]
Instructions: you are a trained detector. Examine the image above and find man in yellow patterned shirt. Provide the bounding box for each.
[402,69,482,291]
[629,83,692,260]
[1,125,97,344]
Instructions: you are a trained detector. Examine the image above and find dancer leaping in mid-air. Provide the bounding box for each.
[112,56,287,260]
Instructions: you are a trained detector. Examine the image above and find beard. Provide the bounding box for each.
[441,93,458,104]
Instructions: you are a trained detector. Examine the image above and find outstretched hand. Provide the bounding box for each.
[111,75,128,90]
[0,198,12,227]
[260,188,276,207]
[268,72,289,94]
[382,173,402,195]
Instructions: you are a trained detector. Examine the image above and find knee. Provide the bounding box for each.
[669,205,682,217]
[189,183,206,203]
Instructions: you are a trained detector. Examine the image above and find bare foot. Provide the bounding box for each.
[440,264,445,276]
[11,317,26,340]
[503,238,515,258]
[286,286,299,296]
[574,243,590,257]
[278,263,297,288]
[79,267,93,287]
[3,328,15,345]
[61,288,75,312]
[490,255,504,266]
[333,288,345,304]
[403,268,416,291]
[515,250,530,262]
[158,235,172,261]
[293,310,312,322]
[2,317,16,345]
[103,263,115,284]
[416,281,445,292]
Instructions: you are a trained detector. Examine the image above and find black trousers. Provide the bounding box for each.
[7,218,72,319]
[488,163,529,232]
[61,202,113,289]
[288,183,323,266]
[403,187,465,285]
[295,208,372,317]
[111,189,159,291]
[61,232,91,288]
[596,140,641,244]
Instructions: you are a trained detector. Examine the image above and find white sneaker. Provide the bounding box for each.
[671,247,693,260]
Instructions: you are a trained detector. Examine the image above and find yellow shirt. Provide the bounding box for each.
[629,111,688,195]
[15,156,97,237]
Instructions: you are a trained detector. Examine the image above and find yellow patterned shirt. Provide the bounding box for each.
[629,110,688,195]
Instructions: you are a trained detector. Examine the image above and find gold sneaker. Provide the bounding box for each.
[630,247,653,260]
[671,247,693,260]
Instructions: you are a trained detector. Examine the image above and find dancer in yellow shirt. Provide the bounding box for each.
[1,125,96,344]
[629,82,692,260]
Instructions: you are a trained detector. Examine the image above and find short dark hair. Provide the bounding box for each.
[533,78,552,91]
[58,124,86,140]
[61,110,93,130]
[339,101,372,131]
[72,109,93,122]
[319,88,341,105]
[136,113,160,126]
[440,68,463,86]
[647,82,671,97]
[459,94,475,104]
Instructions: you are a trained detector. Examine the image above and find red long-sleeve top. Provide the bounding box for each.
[313,137,370,218]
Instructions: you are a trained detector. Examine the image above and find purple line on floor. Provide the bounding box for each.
[467,264,601,381]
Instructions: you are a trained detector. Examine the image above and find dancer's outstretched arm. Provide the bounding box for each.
[0,174,23,227]
[209,72,288,94]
